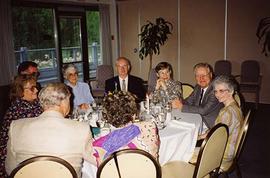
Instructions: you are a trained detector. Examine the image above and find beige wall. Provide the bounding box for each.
[117,0,270,104]
[117,0,178,80]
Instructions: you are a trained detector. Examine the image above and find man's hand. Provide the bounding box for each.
[172,99,183,110]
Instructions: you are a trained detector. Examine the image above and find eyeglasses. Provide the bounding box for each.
[117,64,129,68]
[158,70,170,76]
[214,89,229,94]
[195,73,210,79]
[68,72,78,77]
[24,86,37,92]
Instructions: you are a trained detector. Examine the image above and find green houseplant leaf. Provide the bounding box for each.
[139,17,173,76]
[256,17,270,56]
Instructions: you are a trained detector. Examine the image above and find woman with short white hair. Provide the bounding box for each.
[63,64,94,110]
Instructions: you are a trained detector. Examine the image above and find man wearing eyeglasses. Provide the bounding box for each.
[105,57,146,102]
[172,63,223,130]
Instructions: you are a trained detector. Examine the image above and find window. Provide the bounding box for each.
[12,5,102,85]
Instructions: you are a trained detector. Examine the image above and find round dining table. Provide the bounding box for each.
[81,109,202,178]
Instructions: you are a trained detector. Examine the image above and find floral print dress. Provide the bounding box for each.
[0,98,42,177]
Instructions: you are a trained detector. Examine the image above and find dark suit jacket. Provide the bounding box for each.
[182,84,224,128]
[105,75,146,102]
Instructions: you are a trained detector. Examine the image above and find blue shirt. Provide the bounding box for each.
[66,81,94,108]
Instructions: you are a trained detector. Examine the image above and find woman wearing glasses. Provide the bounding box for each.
[212,75,243,163]
[151,62,182,104]
[0,74,42,177]
[194,75,243,164]
[63,64,94,110]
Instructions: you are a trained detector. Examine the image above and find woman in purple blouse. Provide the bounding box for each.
[0,75,43,177]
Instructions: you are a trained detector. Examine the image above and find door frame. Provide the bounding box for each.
[55,9,90,82]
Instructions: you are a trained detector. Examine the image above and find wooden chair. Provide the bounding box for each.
[9,155,77,178]
[162,123,229,178]
[236,60,262,109]
[214,60,232,77]
[97,149,161,178]
[182,83,194,99]
[219,110,251,178]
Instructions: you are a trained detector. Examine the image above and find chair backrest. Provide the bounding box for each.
[234,92,241,107]
[194,123,229,178]
[240,60,260,83]
[234,110,251,161]
[96,65,114,88]
[214,60,232,76]
[148,68,158,93]
[10,155,77,178]
[97,149,161,178]
[181,83,194,99]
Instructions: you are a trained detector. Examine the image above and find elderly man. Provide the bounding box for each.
[5,83,96,178]
[105,57,146,102]
[172,63,223,129]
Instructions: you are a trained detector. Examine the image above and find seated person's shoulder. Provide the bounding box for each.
[134,121,157,130]
[129,75,144,82]
[77,81,89,87]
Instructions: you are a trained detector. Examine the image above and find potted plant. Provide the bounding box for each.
[139,17,173,76]
[256,17,270,56]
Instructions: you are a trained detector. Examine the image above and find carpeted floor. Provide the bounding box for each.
[225,103,270,178]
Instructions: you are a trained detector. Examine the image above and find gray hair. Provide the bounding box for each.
[212,75,237,93]
[39,83,71,110]
[62,64,78,79]
[193,62,213,75]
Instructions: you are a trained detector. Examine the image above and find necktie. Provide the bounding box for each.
[122,80,126,92]
[199,88,204,105]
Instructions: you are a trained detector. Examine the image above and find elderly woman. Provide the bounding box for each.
[63,64,94,110]
[151,62,182,103]
[0,75,43,177]
[193,75,243,164]
[212,75,243,163]
[5,83,96,178]
[93,91,159,166]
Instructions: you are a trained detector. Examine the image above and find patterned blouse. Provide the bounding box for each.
[0,98,42,177]
[93,121,160,166]
[151,79,182,104]
[215,101,243,162]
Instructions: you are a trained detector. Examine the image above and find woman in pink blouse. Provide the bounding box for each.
[93,91,160,166]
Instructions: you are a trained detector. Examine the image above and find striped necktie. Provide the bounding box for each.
[122,80,126,92]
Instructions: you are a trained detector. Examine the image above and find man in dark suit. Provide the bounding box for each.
[172,63,223,130]
[105,57,146,102]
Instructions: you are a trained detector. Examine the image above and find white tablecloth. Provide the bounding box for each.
[82,110,202,178]
[159,109,202,165]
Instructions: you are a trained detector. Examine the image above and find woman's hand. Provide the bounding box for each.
[155,79,167,90]
[79,103,90,110]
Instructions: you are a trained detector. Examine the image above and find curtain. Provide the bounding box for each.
[0,0,16,85]
[99,4,112,66]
